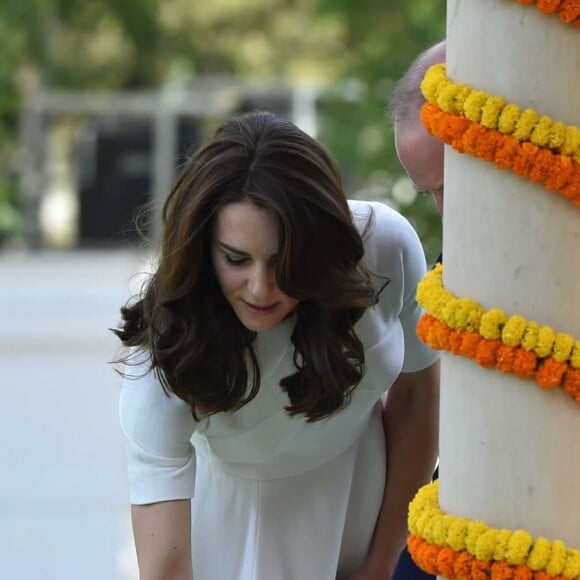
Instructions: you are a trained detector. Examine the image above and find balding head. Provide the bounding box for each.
[389,40,446,124]
[391,40,446,214]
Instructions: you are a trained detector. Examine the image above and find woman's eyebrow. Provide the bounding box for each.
[217,241,249,256]
[217,241,279,260]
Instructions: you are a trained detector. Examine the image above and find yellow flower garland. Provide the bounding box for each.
[409,482,580,577]
[421,64,580,163]
[417,264,580,368]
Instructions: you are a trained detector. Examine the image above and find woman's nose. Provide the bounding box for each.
[247,265,275,302]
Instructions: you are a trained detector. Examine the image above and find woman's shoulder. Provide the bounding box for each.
[348,199,415,242]
[348,199,420,266]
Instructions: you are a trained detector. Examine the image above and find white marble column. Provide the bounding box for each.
[439,1,580,578]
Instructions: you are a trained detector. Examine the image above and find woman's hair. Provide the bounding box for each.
[114,111,379,421]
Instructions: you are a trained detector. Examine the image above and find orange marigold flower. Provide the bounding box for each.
[495,139,520,170]
[476,340,502,368]
[559,3,580,23]
[434,323,451,350]
[537,0,561,13]
[512,143,537,178]
[471,559,492,580]
[513,350,538,378]
[491,561,515,579]
[438,547,457,578]
[529,148,554,183]
[563,368,580,401]
[545,155,574,191]
[536,358,567,389]
[560,177,580,203]
[417,315,430,341]
[455,552,474,577]
[497,344,516,372]
[424,545,440,574]
[449,330,465,355]
[461,332,482,359]
[513,565,533,579]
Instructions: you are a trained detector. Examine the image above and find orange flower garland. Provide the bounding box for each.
[515,0,580,26]
[420,103,580,205]
[408,535,574,580]
[417,314,580,403]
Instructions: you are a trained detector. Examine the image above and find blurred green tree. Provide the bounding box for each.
[0,0,444,256]
[315,0,446,262]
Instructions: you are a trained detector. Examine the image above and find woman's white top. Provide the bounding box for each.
[119,200,438,579]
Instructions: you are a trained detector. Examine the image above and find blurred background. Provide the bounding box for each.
[0,1,444,578]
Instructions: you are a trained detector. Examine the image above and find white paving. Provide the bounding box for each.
[0,249,153,580]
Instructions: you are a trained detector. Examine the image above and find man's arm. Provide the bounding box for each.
[355,360,440,579]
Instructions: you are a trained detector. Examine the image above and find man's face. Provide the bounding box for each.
[395,118,444,215]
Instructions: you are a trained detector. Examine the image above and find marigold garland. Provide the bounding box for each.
[417,314,580,403]
[408,482,580,578]
[416,264,580,368]
[421,64,580,163]
[420,103,580,205]
[515,0,580,26]
[408,535,575,579]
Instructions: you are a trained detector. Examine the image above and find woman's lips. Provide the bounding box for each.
[242,300,278,314]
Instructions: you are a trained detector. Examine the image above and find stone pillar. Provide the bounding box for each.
[439,1,580,577]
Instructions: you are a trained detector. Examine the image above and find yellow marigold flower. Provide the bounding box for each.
[527,537,551,571]
[438,83,464,116]
[571,341,580,369]
[562,125,580,157]
[422,520,436,544]
[454,298,482,330]
[432,263,443,279]
[442,297,461,329]
[548,121,567,150]
[506,530,534,566]
[498,103,521,134]
[465,521,488,554]
[535,325,556,358]
[502,315,527,347]
[447,519,469,551]
[464,91,489,124]
[415,512,431,537]
[480,95,505,129]
[454,85,472,111]
[513,108,539,141]
[493,529,513,562]
[475,529,498,561]
[480,308,508,340]
[545,540,567,576]
[465,306,485,332]
[521,321,540,351]
[531,116,554,148]
[433,515,453,545]
[553,333,574,363]
[562,550,580,577]
[421,64,446,102]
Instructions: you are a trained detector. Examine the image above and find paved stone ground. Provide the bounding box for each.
[0,249,153,580]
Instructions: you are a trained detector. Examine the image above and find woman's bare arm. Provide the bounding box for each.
[131,499,193,580]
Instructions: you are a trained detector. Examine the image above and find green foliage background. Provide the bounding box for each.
[0,0,445,258]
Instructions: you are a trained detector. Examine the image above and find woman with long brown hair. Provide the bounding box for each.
[115,111,439,580]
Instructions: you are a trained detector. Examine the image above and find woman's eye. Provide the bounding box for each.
[224,255,248,266]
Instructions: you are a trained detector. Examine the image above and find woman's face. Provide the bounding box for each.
[211,201,299,332]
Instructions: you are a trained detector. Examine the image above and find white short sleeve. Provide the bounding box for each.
[350,200,439,373]
[119,349,197,504]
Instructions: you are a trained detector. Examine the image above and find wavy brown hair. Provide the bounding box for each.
[114,111,381,421]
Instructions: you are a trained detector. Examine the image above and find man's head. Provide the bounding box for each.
[391,40,446,215]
